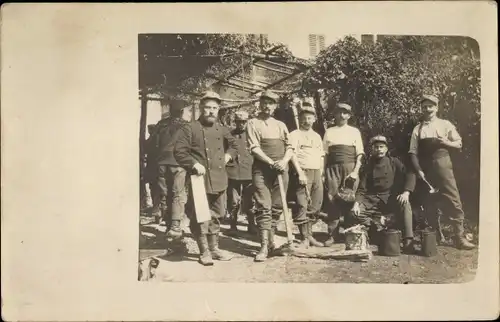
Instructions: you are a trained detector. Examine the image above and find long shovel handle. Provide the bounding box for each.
[277,173,294,243]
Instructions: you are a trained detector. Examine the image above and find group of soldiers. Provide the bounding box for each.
[143,89,475,266]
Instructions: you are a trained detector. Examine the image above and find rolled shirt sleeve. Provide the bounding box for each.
[354,128,365,156]
[246,119,261,152]
[281,123,294,151]
[446,120,462,142]
[408,126,419,154]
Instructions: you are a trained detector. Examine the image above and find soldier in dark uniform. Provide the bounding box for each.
[174,91,239,266]
[156,100,192,240]
[246,90,295,262]
[346,135,417,253]
[409,94,475,250]
[225,110,257,236]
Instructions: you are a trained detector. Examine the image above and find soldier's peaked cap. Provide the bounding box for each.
[299,104,316,115]
[260,90,279,102]
[234,110,249,121]
[335,103,352,113]
[420,94,439,105]
[370,135,388,146]
[200,91,222,103]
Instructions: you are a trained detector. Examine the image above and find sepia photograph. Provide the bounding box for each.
[138,33,480,283]
[2,3,497,321]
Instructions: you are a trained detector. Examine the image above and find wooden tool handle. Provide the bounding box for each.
[277,174,294,243]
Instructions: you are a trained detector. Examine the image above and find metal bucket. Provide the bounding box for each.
[379,229,401,256]
[421,230,438,257]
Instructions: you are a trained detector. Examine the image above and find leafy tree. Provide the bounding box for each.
[302,35,480,222]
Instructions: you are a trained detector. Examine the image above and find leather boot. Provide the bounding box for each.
[208,234,233,261]
[308,221,325,247]
[255,230,270,262]
[247,212,258,235]
[453,222,476,250]
[196,234,214,266]
[166,220,183,240]
[324,220,339,247]
[298,223,310,248]
[268,226,276,252]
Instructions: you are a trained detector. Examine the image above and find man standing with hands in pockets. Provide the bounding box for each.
[174,91,239,266]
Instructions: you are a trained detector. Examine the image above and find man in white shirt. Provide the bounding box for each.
[322,103,365,246]
[408,94,475,250]
[289,99,325,248]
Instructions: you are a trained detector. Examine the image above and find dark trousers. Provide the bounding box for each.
[185,187,226,236]
[227,179,253,217]
[252,163,289,231]
[345,196,414,239]
[157,165,187,222]
[293,169,323,224]
[324,162,358,233]
[421,155,465,227]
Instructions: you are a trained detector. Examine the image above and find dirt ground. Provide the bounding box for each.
[139,215,478,284]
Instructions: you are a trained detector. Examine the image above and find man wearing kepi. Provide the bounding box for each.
[408,94,475,250]
[347,135,417,252]
[174,91,239,266]
[289,98,325,248]
[246,90,295,262]
[322,102,364,246]
[225,110,257,236]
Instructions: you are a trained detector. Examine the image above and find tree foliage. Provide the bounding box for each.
[303,35,481,221]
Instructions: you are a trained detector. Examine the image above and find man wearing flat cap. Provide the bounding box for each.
[322,102,365,246]
[346,135,417,252]
[174,91,239,266]
[288,99,325,248]
[225,110,257,236]
[408,94,475,250]
[246,90,295,262]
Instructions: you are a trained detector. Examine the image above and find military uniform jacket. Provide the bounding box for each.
[226,129,253,181]
[174,119,238,194]
[356,155,416,205]
[156,117,189,166]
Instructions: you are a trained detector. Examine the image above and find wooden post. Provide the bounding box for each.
[139,97,148,207]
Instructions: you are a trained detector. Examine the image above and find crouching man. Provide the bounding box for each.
[346,135,417,253]
[174,91,238,266]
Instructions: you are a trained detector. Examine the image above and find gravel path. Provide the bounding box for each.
[139,216,478,284]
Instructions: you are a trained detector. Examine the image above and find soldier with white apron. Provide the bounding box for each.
[322,103,365,246]
[409,94,475,250]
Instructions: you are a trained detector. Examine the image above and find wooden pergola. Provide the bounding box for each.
[138,45,315,163]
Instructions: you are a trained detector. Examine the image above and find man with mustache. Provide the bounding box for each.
[174,91,239,266]
[322,102,365,246]
[246,90,295,262]
[409,94,475,250]
[347,135,417,253]
[288,98,325,248]
[225,110,257,236]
